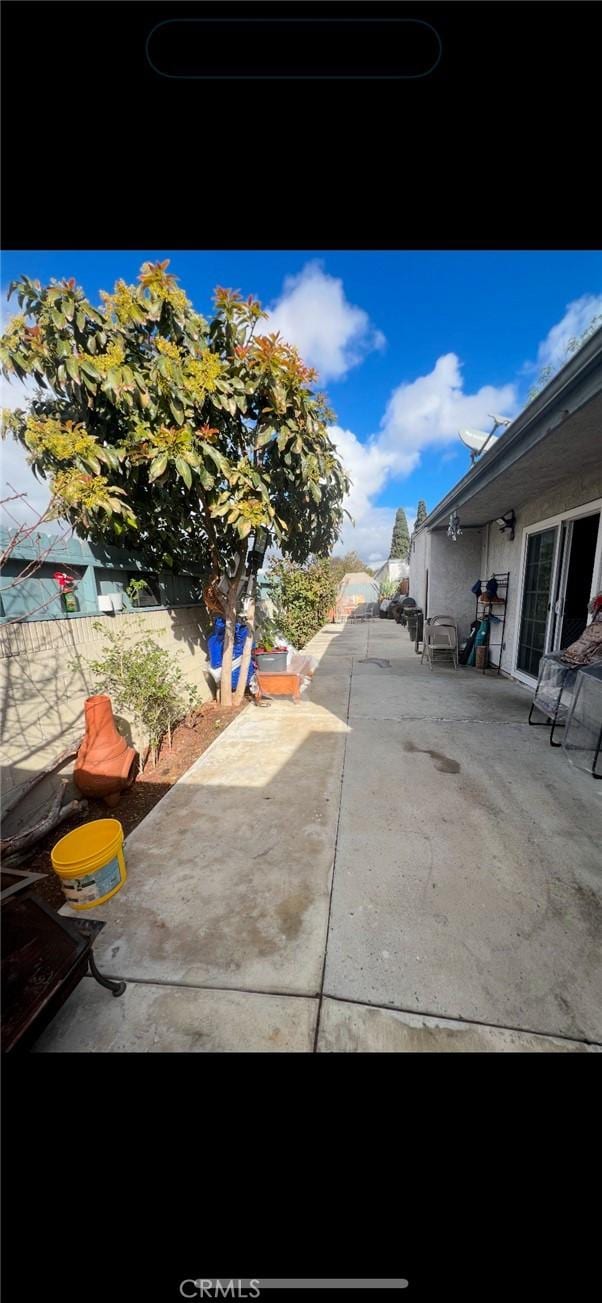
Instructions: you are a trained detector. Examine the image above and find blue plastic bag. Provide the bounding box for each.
[207,617,254,690]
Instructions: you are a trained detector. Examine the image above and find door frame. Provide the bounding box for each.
[512,496,602,686]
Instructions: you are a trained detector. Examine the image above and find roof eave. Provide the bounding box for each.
[414,325,602,535]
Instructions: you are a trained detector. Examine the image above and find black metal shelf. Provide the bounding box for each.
[474,571,510,675]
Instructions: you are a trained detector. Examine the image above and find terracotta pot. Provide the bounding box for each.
[74,695,138,806]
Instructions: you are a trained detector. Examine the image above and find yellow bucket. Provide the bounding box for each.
[51,818,127,911]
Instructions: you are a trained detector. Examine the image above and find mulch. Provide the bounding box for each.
[19,699,247,911]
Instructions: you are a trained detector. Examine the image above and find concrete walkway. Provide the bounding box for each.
[36,620,602,1051]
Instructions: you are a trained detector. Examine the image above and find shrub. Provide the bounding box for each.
[76,622,199,766]
[267,557,338,649]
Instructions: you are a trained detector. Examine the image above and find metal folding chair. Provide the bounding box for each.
[421,615,458,670]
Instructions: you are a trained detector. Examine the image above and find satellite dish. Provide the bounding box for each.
[458,428,499,453]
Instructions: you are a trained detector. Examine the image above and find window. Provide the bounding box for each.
[125,573,161,607]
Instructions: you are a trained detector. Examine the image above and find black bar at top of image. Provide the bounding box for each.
[145,16,442,80]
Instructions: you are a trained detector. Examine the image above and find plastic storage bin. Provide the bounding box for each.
[255,650,288,672]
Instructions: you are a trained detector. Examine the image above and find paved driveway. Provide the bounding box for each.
[36,620,602,1051]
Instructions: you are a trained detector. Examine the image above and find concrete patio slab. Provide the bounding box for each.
[40,617,601,1053]
[324,702,602,1042]
[61,692,348,995]
[350,654,531,723]
[317,998,600,1052]
[33,979,318,1052]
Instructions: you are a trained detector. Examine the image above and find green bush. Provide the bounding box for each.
[76,622,199,766]
[267,558,338,649]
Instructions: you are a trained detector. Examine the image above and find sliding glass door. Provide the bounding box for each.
[516,506,602,681]
[516,527,557,678]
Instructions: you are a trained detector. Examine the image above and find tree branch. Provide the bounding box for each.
[1,797,89,866]
[2,740,83,816]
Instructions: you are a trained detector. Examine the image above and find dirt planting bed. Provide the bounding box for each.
[22,700,246,911]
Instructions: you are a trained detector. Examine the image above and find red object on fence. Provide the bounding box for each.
[53,570,75,590]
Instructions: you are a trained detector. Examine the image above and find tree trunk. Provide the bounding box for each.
[234,571,256,705]
[0,793,89,865]
[2,740,83,818]
[220,554,246,708]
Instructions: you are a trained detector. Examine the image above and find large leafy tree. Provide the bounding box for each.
[326,550,372,584]
[0,262,350,704]
[390,507,410,560]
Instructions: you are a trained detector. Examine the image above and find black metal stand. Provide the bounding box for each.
[528,697,565,746]
[527,654,576,746]
[592,727,602,778]
[87,950,126,997]
[474,572,510,674]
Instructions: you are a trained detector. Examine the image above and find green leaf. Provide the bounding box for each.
[80,359,101,380]
[175,457,192,488]
[203,445,229,475]
[254,429,274,450]
[169,398,184,424]
[149,453,169,481]
[83,303,104,326]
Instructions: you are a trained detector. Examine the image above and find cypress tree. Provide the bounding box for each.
[415,500,428,528]
[390,507,410,559]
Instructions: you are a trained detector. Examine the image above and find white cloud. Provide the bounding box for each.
[378,353,517,471]
[330,288,601,564]
[328,355,516,563]
[263,261,385,382]
[533,293,602,374]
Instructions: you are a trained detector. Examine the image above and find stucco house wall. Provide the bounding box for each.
[372,558,409,587]
[481,465,602,675]
[409,528,430,611]
[428,528,484,643]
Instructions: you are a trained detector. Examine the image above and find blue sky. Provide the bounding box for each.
[2,249,601,563]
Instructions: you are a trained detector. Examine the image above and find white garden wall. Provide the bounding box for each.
[1,606,214,831]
